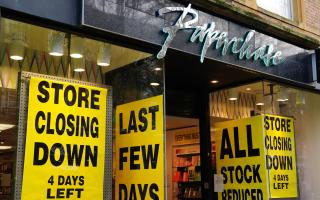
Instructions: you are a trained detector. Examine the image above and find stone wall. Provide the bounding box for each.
[305,0,320,32]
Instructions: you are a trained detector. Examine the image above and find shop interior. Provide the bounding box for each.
[164,50,312,200]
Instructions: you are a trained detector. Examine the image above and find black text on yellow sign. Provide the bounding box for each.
[116,95,164,200]
[21,77,107,200]
[264,115,297,198]
[215,116,268,200]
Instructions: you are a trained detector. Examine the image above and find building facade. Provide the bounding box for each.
[0,0,319,199]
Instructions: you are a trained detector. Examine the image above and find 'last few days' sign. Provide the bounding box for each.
[21,76,107,200]
[115,95,164,200]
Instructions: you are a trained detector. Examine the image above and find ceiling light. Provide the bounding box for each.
[0,146,12,150]
[228,89,238,101]
[246,88,251,91]
[277,99,288,102]
[277,87,288,102]
[256,93,264,106]
[97,44,111,66]
[71,53,82,59]
[154,67,162,71]
[10,32,26,61]
[0,124,15,132]
[211,80,219,84]
[150,82,160,86]
[48,32,65,56]
[296,91,305,105]
[10,55,23,60]
[73,58,85,72]
[70,36,83,58]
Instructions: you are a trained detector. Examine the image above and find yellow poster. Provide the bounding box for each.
[115,95,164,200]
[264,114,297,198]
[215,116,269,200]
[21,77,107,200]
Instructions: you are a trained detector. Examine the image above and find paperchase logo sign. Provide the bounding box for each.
[156,4,283,67]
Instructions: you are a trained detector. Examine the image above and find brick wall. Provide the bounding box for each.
[305,0,320,32]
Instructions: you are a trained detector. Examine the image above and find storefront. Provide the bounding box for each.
[0,1,319,200]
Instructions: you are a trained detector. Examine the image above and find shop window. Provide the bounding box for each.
[257,0,294,20]
[0,18,164,199]
[210,80,320,199]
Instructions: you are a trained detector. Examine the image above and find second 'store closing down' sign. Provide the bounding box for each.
[265,114,297,198]
[21,76,107,200]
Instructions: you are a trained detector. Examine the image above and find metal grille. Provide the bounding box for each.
[14,72,28,200]
[104,87,113,200]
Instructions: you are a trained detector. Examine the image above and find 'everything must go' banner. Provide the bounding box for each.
[115,95,164,200]
[215,115,297,200]
[21,76,107,199]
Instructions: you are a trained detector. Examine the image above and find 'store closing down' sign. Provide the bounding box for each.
[265,114,297,198]
[215,115,297,200]
[116,95,164,200]
[21,77,107,200]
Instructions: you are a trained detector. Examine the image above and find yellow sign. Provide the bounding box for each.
[115,95,164,200]
[215,116,268,200]
[264,114,297,198]
[21,77,107,199]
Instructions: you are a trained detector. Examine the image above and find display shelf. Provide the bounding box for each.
[176,152,200,157]
[173,166,201,169]
[174,145,202,200]
[0,194,10,200]
[177,151,216,157]
[0,162,13,198]
[177,182,201,200]
[178,181,201,186]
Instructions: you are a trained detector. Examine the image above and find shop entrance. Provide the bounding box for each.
[164,51,263,200]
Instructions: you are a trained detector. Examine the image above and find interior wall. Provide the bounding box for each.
[292,92,320,200]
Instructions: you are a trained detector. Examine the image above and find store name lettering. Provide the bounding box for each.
[157,4,283,67]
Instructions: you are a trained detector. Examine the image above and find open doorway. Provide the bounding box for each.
[164,51,263,200]
[166,116,200,199]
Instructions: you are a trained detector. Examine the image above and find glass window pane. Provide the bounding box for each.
[262,81,320,199]
[0,17,165,199]
[257,0,293,19]
[210,82,266,199]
